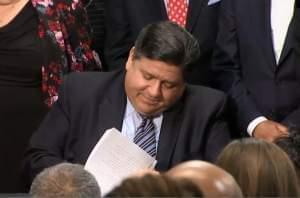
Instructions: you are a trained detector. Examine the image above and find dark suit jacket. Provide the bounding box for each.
[295,1,300,57]
[23,70,230,183]
[212,0,300,133]
[103,0,220,85]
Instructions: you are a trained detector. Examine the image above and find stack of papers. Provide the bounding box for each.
[84,128,157,195]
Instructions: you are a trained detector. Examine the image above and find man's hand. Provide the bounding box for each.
[253,120,288,142]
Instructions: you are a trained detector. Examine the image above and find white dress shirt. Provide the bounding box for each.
[247,0,295,136]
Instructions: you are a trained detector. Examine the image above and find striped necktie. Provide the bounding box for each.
[133,117,156,157]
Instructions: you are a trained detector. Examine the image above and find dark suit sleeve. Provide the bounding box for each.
[204,94,231,162]
[284,108,300,128]
[283,7,300,127]
[212,0,262,132]
[104,0,132,70]
[23,76,72,183]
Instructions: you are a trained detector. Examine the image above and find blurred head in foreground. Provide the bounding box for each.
[30,163,101,198]
[105,173,203,197]
[167,160,243,197]
[217,138,300,197]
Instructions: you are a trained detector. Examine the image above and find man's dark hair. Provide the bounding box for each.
[30,163,101,198]
[133,21,200,70]
[275,128,300,180]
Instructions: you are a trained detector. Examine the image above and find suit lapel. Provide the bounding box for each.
[186,0,206,31]
[278,16,295,65]
[151,0,168,20]
[253,0,277,70]
[160,0,169,19]
[97,73,127,136]
[155,95,184,170]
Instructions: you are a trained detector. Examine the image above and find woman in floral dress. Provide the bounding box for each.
[0,0,101,192]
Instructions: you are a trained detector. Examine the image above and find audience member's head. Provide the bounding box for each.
[105,173,203,197]
[217,138,300,197]
[166,160,243,197]
[30,163,101,198]
[275,128,300,180]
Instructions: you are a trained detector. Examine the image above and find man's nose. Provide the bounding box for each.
[148,81,162,98]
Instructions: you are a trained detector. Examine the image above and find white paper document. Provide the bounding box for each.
[84,128,157,195]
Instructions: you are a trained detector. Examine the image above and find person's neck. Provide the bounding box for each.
[0,0,29,28]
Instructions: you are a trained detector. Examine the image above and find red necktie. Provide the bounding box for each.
[167,0,188,27]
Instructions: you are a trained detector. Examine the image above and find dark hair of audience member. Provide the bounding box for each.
[30,163,101,198]
[105,173,203,197]
[133,21,200,71]
[275,127,300,180]
[216,138,300,197]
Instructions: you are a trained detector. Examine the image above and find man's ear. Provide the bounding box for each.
[125,47,135,70]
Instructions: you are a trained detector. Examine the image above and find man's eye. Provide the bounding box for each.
[143,74,152,80]
[163,82,175,89]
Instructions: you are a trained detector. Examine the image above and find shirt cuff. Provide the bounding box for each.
[247,116,268,136]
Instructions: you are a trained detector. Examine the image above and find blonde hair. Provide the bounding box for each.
[217,138,300,197]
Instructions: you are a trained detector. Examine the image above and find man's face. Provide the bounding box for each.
[125,50,186,117]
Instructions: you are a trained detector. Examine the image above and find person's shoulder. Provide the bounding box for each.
[59,70,124,104]
[64,70,123,91]
[183,85,227,109]
[67,70,118,81]
[178,85,228,118]
[186,85,227,101]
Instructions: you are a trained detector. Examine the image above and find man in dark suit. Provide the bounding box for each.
[103,0,221,85]
[24,21,231,184]
[212,0,300,141]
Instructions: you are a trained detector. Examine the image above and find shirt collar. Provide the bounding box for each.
[125,97,162,119]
